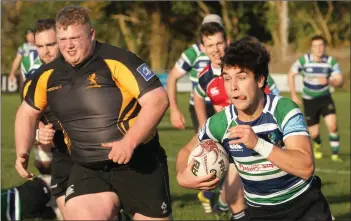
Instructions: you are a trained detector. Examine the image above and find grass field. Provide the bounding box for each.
[1,92,350,220]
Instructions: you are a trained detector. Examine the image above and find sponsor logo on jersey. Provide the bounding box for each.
[137,63,155,81]
[306,67,313,72]
[87,73,101,88]
[229,143,243,151]
[47,85,63,92]
[209,87,219,96]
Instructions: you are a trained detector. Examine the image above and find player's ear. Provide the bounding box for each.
[258,75,265,88]
[226,37,231,45]
[200,43,205,53]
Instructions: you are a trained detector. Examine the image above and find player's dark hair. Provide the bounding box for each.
[221,40,270,90]
[199,22,227,44]
[311,35,327,45]
[33,18,56,34]
[238,35,260,44]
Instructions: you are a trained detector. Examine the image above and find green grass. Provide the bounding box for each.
[1,92,350,220]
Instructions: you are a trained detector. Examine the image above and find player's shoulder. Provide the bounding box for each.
[198,64,211,78]
[97,42,131,60]
[272,95,300,116]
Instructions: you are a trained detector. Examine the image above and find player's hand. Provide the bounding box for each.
[318,76,329,85]
[101,139,136,164]
[170,109,186,130]
[291,95,302,105]
[228,125,258,150]
[9,75,16,82]
[37,124,55,145]
[176,160,220,190]
[15,152,34,180]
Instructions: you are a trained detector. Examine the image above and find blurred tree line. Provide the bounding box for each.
[1,1,350,73]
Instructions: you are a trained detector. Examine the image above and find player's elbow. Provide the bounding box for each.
[158,89,170,112]
[301,159,315,180]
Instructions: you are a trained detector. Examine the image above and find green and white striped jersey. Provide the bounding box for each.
[17,43,42,79]
[198,94,313,206]
[290,54,341,99]
[174,43,211,105]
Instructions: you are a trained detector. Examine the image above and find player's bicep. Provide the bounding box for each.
[24,70,53,111]
[282,113,311,154]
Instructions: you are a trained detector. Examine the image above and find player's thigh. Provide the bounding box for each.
[50,149,72,198]
[111,147,172,219]
[303,98,321,128]
[64,163,120,219]
[65,192,119,220]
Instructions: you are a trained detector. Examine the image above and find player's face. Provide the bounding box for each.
[35,29,59,64]
[311,39,325,58]
[26,32,35,44]
[222,66,264,112]
[56,23,95,67]
[201,32,227,67]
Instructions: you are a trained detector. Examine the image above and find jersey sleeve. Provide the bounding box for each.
[106,50,163,99]
[17,44,24,55]
[174,45,198,75]
[290,56,305,74]
[24,69,53,111]
[198,110,228,143]
[267,75,279,95]
[273,97,309,140]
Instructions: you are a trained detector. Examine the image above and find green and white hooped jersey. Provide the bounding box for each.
[174,43,211,105]
[198,94,313,206]
[17,43,42,79]
[290,53,341,100]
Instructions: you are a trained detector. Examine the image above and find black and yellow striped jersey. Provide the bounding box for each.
[24,41,163,163]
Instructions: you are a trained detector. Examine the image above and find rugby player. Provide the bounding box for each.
[288,35,344,162]
[15,5,171,220]
[177,40,332,221]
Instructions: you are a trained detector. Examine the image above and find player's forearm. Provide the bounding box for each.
[176,135,197,174]
[124,89,169,148]
[9,55,21,77]
[288,71,298,97]
[266,146,314,180]
[167,71,180,111]
[15,107,38,156]
[194,95,207,129]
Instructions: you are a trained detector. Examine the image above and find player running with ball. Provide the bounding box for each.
[176,40,332,220]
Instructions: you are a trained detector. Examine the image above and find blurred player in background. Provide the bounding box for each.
[193,22,244,219]
[167,14,223,132]
[8,28,42,95]
[177,39,333,221]
[288,35,344,162]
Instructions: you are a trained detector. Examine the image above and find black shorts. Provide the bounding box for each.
[50,131,73,197]
[244,176,332,221]
[303,95,336,126]
[65,145,172,218]
[189,103,216,132]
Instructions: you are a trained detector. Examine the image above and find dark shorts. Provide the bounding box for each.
[303,95,336,126]
[244,176,332,221]
[189,103,216,132]
[50,131,73,197]
[65,145,172,218]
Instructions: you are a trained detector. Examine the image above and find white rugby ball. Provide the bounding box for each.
[188,139,229,180]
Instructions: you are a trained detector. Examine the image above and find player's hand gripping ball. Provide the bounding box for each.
[188,139,229,180]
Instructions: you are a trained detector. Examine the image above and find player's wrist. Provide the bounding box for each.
[253,138,274,158]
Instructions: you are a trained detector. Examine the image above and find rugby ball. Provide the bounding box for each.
[188,139,229,180]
